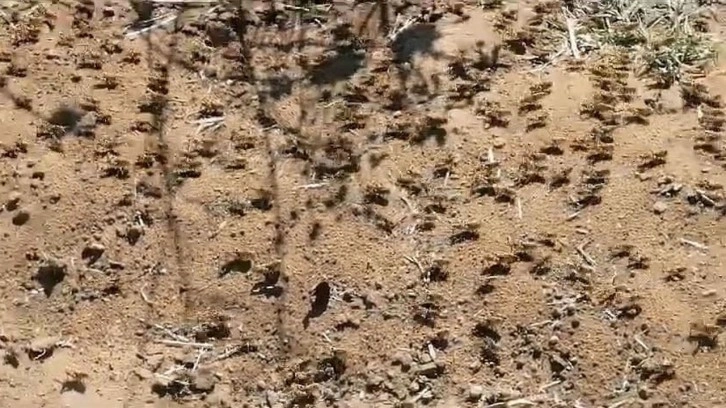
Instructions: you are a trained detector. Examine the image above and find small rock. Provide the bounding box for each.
[638,386,653,400]
[467,384,483,402]
[414,361,444,378]
[125,225,143,245]
[637,172,652,181]
[6,193,21,211]
[390,381,409,400]
[202,64,219,79]
[437,398,464,408]
[144,354,165,371]
[81,243,105,264]
[151,377,171,396]
[75,112,97,136]
[685,189,698,204]
[11,210,30,226]
[339,400,370,408]
[652,201,668,214]
[132,367,153,380]
[205,389,232,407]
[366,374,384,390]
[419,351,433,364]
[419,388,435,403]
[392,351,413,370]
[361,291,383,309]
[191,368,216,392]
[265,390,280,406]
[492,137,506,148]
[702,289,717,297]
[489,387,522,402]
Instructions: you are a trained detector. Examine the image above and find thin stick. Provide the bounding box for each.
[680,238,708,250]
[158,327,190,342]
[190,116,225,125]
[516,197,523,219]
[294,182,328,190]
[608,398,634,408]
[563,8,581,59]
[538,380,561,392]
[634,335,650,352]
[427,343,437,361]
[695,189,717,207]
[124,13,178,38]
[484,397,538,407]
[400,196,416,213]
[194,116,226,134]
[529,319,552,328]
[137,318,191,342]
[281,3,310,12]
[576,241,596,266]
[211,345,243,362]
[140,284,154,306]
[403,255,425,277]
[529,42,568,72]
[410,385,431,403]
[162,365,185,376]
[154,374,190,386]
[388,16,418,42]
[192,348,206,371]
[157,339,213,348]
[149,0,219,3]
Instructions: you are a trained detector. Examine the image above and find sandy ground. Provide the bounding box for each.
[2,1,726,407]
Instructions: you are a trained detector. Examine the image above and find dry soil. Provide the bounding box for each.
[2,1,726,407]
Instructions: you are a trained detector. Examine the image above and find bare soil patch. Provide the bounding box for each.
[2,0,726,407]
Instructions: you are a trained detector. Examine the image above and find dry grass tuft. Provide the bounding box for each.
[562,0,716,86]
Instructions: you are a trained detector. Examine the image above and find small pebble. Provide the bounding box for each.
[652,201,668,214]
[81,242,105,262]
[637,172,652,181]
[6,192,21,211]
[12,210,30,226]
[191,369,217,392]
[392,351,413,370]
[702,289,717,297]
[468,384,483,401]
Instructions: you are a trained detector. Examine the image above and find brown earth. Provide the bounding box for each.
[2,1,726,407]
